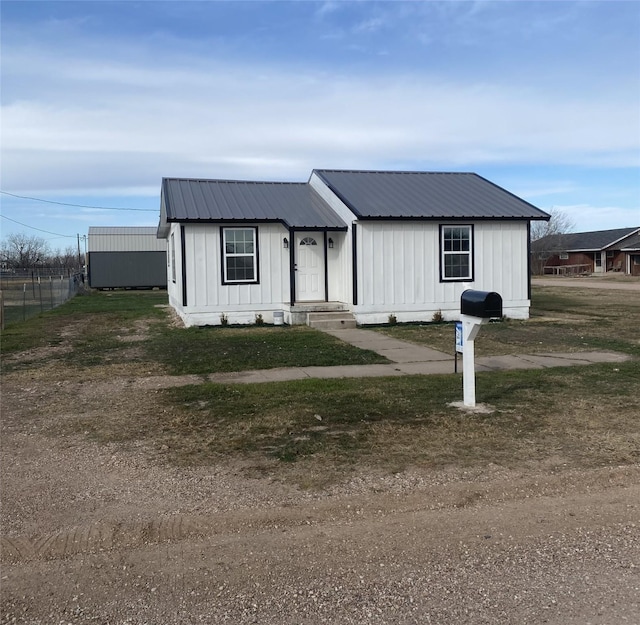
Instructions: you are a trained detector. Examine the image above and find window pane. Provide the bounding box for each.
[226,256,255,281]
[443,227,470,252]
[445,253,470,279]
[223,228,257,283]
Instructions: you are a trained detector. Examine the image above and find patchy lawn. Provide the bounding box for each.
[0,290,388,374]
[373,287,640,358]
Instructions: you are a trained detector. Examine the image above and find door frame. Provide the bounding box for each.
[289,230,330,304]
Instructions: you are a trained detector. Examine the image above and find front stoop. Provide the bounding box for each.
[307,311,357,330]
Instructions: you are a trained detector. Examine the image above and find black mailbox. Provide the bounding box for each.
[461,290,503,319]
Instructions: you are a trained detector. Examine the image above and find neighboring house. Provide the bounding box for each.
[620,233,640,276]
[157,170,550,327]
[88,227,167,290]
[539,227,640,276]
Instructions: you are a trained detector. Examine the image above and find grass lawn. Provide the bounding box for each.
[3,286,639,486]
[374,286,640,358]
[0,290,388,373]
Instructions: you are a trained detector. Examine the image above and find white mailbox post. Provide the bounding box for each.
[459,290,503,407]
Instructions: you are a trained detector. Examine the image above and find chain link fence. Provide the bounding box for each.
[0,269,85,329]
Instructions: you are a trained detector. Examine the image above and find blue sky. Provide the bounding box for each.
[1,0,639,250]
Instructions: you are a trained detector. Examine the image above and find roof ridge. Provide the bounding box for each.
[162,176,306,185]
[313,169,476,175]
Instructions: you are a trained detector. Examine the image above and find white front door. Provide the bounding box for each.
[295,233,324,301]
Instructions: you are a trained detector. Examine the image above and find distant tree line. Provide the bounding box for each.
[0,233,82,272]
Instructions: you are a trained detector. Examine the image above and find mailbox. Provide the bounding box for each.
[460,290,502,319]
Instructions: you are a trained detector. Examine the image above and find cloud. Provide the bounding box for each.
[552,204,640,232]
[1,28,638,198]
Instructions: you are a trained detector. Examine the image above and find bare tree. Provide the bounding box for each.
[49,245,79,271]
[530,208,576,275]
[0,233,51,269]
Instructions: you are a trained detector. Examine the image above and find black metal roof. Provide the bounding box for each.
[161,178,348,230]
[313,170,550,220]
[541,227,640,251]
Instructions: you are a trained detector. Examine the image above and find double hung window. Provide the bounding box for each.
[222,227,258,284]
[440,225,473,281]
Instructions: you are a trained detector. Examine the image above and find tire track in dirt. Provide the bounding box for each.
[1,516,209,563]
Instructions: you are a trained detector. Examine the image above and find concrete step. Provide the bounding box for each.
[307,312,357,330]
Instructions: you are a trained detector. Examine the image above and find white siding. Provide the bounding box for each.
[310,172,356,304]
[353,221,531,323]
[172,223,291,326]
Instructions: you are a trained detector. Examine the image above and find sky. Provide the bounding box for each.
[1,0,639,251]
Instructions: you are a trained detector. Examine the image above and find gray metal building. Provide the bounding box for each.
[88,227,167,289]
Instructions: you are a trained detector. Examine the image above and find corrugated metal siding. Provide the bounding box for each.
[88,251,167,288]
[88,227,167,252]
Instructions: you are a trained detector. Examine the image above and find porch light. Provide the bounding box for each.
[283,237,289,249]
[328,237,334,248]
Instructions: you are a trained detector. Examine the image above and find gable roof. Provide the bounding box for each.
[620,232,640,251]
[542,227,640,252]
[161,177,348,230]
[313,170,550,220]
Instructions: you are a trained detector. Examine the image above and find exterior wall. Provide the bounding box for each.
[309,172,355,304]
[352,221,531,324]
[88,228,166,252]
[544,252,594,272]
[88,251,167,289]
[169,222,291,327]
[628,253,640,276]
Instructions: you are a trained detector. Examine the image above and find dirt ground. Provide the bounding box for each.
[2,303,639,624]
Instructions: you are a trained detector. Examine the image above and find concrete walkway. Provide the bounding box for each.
[199,327,631,385]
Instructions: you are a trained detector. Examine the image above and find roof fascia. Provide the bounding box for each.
[166,217,347,231]
[602,228,640,249]
[352,216,546,222]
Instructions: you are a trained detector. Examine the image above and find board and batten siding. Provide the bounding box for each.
[309,172,355,304]
[353,221,531,323]
[169,223,290,327]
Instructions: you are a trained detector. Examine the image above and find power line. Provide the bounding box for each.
[0,214,74,238]
[0,190,156,212]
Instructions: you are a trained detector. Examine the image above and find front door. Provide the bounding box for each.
[295,233,325,301]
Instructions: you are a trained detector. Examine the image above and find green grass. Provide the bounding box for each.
[374,286,640,358]
[1,290,169,355]
[1,290,388,373]
[5,285,640,486]
[147,324,388,374]
[63,359,639,483]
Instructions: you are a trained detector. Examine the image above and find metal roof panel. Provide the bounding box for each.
[162,178,348,229]
[313,170,550,220]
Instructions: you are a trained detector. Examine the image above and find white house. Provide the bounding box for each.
[157,169,550,327]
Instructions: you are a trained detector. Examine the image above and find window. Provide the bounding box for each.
[221,227,258,284]
[440,225,473,281]
[559,252,569,260]
[300,237,317,246]
[170,232,176,283]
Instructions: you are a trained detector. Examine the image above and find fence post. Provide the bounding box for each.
[50,276,54,310]
[23,284,26,321]
[38,276,43,312]
[0,290,4,331]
